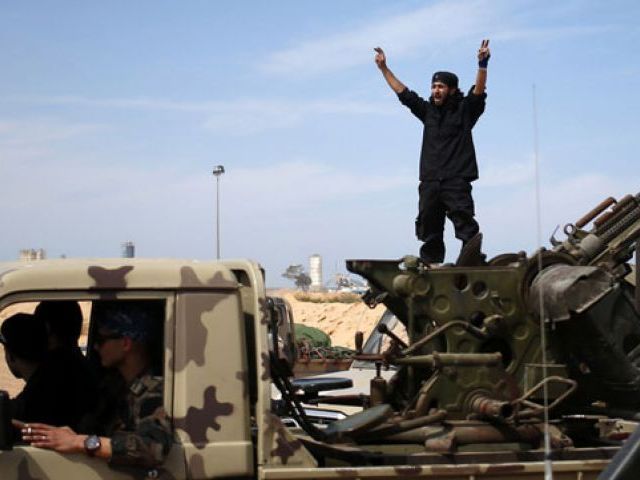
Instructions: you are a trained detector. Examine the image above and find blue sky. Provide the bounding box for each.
[1,0,639,287]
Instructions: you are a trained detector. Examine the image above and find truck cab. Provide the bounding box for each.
[0,258,281,479]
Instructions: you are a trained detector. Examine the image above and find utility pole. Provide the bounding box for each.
[212,165,225,259]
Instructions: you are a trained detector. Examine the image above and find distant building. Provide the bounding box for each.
[19,248,46,261]
[309,254,323,292]
[121,241,135,258]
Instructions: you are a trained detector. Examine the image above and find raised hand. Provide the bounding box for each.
[374,46,405,93]
[478,39,491,68]
[374,47,387,69]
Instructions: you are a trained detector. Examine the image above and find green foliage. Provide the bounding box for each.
[294,324,331,347]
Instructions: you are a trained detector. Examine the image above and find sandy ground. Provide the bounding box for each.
[0,291,384,398]
[272,290,385,349]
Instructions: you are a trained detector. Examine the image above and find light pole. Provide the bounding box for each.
[212,165,225,259]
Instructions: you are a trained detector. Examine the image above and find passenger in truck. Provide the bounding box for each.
[33,300,99,431]
[16,301,173,468]
[1,313,52,426]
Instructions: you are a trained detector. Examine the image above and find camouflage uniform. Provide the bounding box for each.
[80,369,172,467]
[107,371,173,467]
[85,301,171,466]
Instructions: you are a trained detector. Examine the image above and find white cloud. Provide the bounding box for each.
[261,0,611,77]
[225,161,414,209]
[262,0,492,76]
[0,119,102,146]
[479,158,535,187]
[5,95,218,112]
[201,99,389,135]
[3,96,391,135]
[492,24,613,42]
[0,155,415,255]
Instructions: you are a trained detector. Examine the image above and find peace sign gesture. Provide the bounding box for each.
[478,39,491,68]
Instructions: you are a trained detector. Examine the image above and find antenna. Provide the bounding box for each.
[533,84,553,480]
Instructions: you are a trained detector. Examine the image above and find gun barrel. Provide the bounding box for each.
[394,352,502,368]
[594,194,635,229]
[577,193,640,263]
[576,196,616,228]
[600,206,640,245]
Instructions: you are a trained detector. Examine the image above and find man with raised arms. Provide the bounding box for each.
[375,40,491,265]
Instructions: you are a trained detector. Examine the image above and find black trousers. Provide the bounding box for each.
[416,178,479,263]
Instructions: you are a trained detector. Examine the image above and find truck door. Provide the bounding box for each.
[174,291,253,479]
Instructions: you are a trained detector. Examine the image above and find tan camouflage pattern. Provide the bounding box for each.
[0,259,614,479]
[109,373,173,467]
[0,259,238,304]
[263,412,317,467]
[260,460,608,479]
[162,295,177,433]
[0,267,18,290]
[0,446,186,480]
[173,386,233,441]
[171,263,253,479]
[88,265,134,300]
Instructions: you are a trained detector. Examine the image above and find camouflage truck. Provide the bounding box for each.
[1,192,639,479]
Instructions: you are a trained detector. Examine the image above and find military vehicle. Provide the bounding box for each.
[0,192,638,479]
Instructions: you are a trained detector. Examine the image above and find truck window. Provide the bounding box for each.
[0,299,166,430]
[1,301,90,397]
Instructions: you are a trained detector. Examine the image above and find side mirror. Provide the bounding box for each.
[0,390,13,450]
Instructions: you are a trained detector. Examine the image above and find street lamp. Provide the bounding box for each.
[212,165,225,259]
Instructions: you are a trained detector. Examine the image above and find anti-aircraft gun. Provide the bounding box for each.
[283,192,640,460]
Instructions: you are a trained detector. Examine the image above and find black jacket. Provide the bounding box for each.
[398,86,486,181]
[11,347,98,430]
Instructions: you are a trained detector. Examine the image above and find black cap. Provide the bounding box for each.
[93,301,158,343]
[0,313,48,362]
[432,71,459,89]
